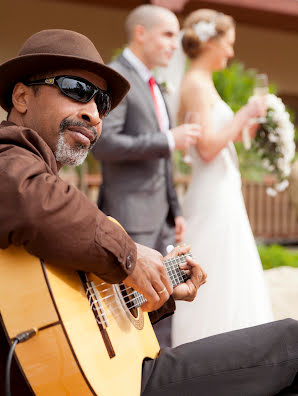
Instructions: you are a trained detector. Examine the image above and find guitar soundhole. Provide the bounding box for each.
[119,284,138,318]
[115,285,144,330]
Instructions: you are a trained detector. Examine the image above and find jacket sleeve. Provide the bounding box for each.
[166,159,182,218]
[148,296,176,324]
[0,148,136,284]
[92,92,171,163]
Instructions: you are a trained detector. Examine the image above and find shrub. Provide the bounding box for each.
[258,244,298,270]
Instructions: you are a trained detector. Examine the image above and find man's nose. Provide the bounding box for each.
[78,99,102,126]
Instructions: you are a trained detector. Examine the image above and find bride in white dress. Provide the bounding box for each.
[170,9,273,346]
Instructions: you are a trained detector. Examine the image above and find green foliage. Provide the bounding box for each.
[173,150,191,175]
[213,62,254,112]
[111,46,125,62]
[258,244,298,270]
[213,62,276,111]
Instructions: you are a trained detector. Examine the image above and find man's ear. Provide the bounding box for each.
[134,24,146,44]
[11,83,31,114]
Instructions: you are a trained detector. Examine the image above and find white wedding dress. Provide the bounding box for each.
[172,100,273,346]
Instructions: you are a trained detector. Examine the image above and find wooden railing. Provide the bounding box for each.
[61,172,298,243]
[242,181,298,242]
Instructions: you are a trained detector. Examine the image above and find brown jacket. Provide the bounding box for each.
[0,121,175,317]
[0,121,176,394]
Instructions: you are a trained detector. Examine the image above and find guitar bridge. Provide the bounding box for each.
[78,271,115,358]
[85,281,109,329]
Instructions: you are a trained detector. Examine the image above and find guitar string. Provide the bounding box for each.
[87,256,190,309]
[86,253,193,324]
[88,253,191,293]
[88,264,190,316]
[87,254,192,309]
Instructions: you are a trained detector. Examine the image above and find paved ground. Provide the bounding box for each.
[264,266,298,321]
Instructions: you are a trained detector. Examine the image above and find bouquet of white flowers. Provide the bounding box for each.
[242,94,296,196]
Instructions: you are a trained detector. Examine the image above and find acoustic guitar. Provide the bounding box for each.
[0,245,190,395]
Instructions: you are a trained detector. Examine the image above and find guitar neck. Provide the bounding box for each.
[131,253,192,308]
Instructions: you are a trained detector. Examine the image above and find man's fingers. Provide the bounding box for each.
[164,244,191,261]
[183,256,207,287]
[141,283,170,312]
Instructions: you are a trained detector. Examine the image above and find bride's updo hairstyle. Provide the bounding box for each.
[182,9,235,59]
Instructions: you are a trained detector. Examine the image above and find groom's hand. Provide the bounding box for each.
[170,124,200,151]
[175,215,186,243]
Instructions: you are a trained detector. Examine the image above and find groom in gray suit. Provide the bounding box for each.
[92,5,200,347]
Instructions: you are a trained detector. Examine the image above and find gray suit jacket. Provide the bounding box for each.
[92,54,181,234]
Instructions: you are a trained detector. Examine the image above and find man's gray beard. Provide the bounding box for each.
[55,133,88,167]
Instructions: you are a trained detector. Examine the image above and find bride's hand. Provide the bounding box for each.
[243,97,266,120]
[236,97,266,142]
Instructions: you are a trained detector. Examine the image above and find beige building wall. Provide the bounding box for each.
[0,0,298,120]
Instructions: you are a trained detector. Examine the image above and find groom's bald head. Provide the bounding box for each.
[125,5,177,43]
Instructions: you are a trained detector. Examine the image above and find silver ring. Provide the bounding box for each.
[158,287,167,294]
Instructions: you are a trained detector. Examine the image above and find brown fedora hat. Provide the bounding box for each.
[0,29,130,112]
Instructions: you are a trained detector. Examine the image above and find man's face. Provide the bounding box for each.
[22,68,106,168]
[142,14,179,69]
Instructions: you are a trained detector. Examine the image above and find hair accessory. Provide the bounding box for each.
[193,21,217,42]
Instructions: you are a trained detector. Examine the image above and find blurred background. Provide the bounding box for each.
[1,0,298,318]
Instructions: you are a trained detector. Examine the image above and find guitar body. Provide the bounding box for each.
[0,246,160,396]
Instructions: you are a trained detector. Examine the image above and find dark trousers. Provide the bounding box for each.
[129,215,176,348]
[141,319,298,396]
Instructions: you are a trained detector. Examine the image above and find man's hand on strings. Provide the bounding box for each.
[123,243,173,312]
[165,244,207,302]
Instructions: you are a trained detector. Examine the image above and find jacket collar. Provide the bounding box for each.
[0,120,59,174]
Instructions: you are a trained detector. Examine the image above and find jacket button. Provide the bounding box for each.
[126,255,132,269]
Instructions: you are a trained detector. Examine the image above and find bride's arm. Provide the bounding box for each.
[180,78,265,162]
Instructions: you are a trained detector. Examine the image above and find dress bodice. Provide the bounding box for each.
[188,99,240,185]
[182,100,241,218]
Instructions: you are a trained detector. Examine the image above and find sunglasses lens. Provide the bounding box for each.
[58,76,111,117]
[96,92,112,117]
[60,77,94,103]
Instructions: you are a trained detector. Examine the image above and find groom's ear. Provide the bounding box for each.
[134,24,146,44]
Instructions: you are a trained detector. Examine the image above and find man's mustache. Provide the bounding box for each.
[59,119,98,145]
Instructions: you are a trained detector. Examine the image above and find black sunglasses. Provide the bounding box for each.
[25,75,111,117]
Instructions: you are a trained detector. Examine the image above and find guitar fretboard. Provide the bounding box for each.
[130,253,192,308]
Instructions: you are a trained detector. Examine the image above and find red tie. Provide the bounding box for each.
[148,76,162,130]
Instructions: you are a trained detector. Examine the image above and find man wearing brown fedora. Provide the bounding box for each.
[0,29,297,396]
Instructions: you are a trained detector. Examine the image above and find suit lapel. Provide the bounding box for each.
[158,86,173,129]
[118,55,161,131]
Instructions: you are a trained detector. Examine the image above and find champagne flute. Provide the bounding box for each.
[253,73,268,122]
[254,73,268,96]
[183,111,200,164]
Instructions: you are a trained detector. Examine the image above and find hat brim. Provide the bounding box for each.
[0,53,130,112]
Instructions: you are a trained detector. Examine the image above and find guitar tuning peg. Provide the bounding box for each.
[166,245,174,254]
